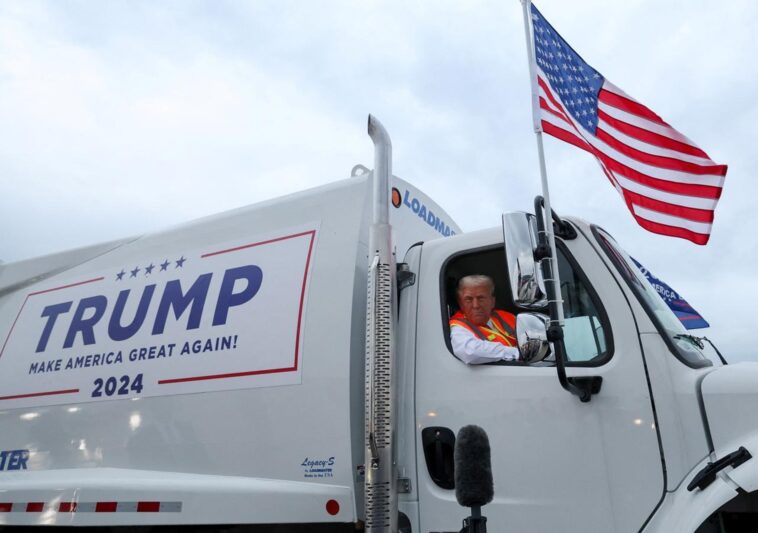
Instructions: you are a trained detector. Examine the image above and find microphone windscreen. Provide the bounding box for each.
[454,425,494,507]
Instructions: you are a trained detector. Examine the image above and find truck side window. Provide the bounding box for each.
[442,247,517,361]
[442,245,610,366]
[557,246,610,363]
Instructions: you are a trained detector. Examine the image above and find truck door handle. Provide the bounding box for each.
[421,426,456,490]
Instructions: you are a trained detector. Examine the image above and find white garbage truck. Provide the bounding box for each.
[0,116,755,532]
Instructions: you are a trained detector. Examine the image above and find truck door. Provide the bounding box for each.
[414,229,664,533]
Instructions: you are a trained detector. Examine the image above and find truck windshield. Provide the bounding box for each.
[592,226,712,368]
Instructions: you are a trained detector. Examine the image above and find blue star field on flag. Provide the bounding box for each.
[531,4,604,134]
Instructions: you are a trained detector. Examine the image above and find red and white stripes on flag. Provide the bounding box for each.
[530,5,727,245]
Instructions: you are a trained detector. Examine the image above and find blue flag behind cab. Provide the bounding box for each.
[632,258,709,330]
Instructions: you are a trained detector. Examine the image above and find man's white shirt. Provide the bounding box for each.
[450,319,520,365]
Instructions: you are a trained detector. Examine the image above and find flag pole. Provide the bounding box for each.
[520,0,564,327]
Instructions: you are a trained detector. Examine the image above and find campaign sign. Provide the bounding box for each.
[632,257,709,330]
[0,226,317,409]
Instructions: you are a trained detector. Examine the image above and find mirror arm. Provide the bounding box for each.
[533,196,577,241]
[545,324,599,402]
[534,196,596,403]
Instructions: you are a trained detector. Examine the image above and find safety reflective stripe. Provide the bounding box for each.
[0,501,182,513]
[451,312,516,347]
[479,325,515,347]
[450,317,488,340]
[490,312,516,342]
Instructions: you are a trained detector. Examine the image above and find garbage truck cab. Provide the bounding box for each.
[404,215,741,532]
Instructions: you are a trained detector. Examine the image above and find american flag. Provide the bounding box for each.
[530,4,727,245]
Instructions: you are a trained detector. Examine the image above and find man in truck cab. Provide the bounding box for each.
[449,274,520,364]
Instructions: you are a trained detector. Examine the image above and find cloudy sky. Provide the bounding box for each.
[1,1,755,361]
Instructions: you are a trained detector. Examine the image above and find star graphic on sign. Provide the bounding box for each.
[175,256,186,268]
[160,259,170,271]
[130,266,141,278]
[145,263,155,275]
[116,269,125,281]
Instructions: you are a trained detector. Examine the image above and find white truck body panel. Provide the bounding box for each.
[0,468,354,527]
[581,228,712,490]
[702,362,758,488]
[0,173,460,527]
[639,332,712,489]
[641,363,758,533]
[643,457,739,533]
[412,223,664,532]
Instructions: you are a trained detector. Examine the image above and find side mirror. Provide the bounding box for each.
[502,213,546,309]
[516,313,551,363]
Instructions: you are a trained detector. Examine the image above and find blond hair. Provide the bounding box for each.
[457,274,495,297]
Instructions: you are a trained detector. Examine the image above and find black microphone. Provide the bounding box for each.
[454,425,493,533]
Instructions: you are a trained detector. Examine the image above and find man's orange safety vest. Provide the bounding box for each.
[449,309,517,347]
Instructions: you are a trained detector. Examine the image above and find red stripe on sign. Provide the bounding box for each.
[1,276,104,361]
[95,502,117,513]
[0,296,28,361]
[28,277,105,297]
[59,502,77,512]
[200,230,316,258]
[0,503,11,512]
[158,365,296,384]
[0,388,79,402]
[292,230,316,372]
[159,230,316,385]
[26,502,44,512]
[137,501,161,512]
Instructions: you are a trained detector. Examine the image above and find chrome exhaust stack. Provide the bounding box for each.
[364,114,398,533]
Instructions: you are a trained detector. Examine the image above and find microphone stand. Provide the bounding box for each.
[460,505,487,533]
